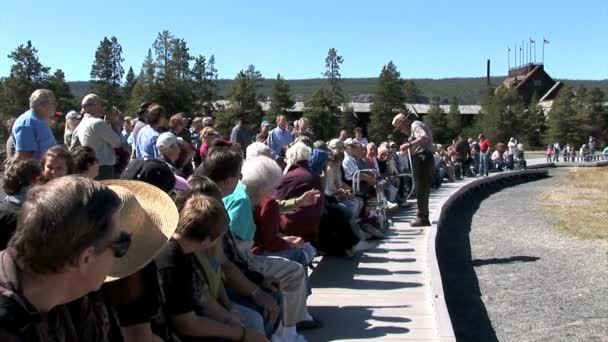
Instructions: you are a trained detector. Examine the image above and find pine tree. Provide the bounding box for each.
[48,69,75,113]
[192,55,219,115]
[90,36,124,109]
[123,66,136,101]
[324,48,345,106]
[2,41,51,116]
[216,65,264,135]
[268,74,295,119]
[446,96,461,138]
[304,88,340,141]
[403,80,419,103]
[340,104,358,136]
[153,30,175,85]
[545,86,578,145]
[426,97,448,143]
[498,87,525,143]
[369,61,406,143]
[523,93,545,149]
[171,38,192,81]
[475,90,501,144]
[579,87,607,146]
[148,31,194,114]
[128,49,157,114]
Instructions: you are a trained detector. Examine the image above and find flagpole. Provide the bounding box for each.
[522,40,524,66]
[508,47,511,70]
[542,39,545,64]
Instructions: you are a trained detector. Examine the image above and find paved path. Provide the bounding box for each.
[303,178,478,341]
[441,169,608,342]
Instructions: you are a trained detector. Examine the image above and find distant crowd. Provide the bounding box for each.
[545,138,607,163]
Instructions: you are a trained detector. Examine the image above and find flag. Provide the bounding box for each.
[508,47,511,52]
[530,37,535,43]
[543,38,550,44]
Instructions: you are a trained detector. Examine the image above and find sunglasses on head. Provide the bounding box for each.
[104,231,132,258]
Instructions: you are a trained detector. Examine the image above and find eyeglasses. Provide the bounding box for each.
[104,231,132,258]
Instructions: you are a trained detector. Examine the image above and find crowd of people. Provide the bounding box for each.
[3,88,607,341]
[545,138,608,163]
[0,88,442,342]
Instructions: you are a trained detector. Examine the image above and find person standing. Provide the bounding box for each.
[73,94,122,180]
[63,110,83,147]
[135,105,169,159]
[256,121,272,143]
[190,117,204,167]
[230,112,253,155]
[478,134,491,176]
[267,114,293,160]
[353,127,368,147]
[11,89,58,161]
[392,112,435,227]
[553,142,561,162]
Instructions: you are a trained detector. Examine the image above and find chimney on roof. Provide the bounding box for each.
[487,59,491,88]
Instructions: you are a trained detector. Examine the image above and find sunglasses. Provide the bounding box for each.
[104,231,132,258]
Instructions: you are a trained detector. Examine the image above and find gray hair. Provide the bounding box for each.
[202,116,214,126]
[285,142,311,165]
[246,142,272,159]
[29,89,55,109]
[241,156,282,196]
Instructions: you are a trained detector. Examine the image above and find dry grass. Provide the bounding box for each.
[539,168,608,240]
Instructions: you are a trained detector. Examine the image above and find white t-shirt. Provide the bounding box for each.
[508,141,518,155]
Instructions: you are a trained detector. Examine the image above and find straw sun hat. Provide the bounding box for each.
[101,179,179,282]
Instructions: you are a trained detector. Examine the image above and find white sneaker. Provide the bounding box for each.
[352,240,378,253]
[386,201,399,211]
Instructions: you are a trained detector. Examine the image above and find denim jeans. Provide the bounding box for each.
[479,152,489,175]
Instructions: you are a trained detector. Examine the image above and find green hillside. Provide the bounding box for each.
[68,77,608,105]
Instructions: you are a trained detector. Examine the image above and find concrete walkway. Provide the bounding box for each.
[303,178,478,342]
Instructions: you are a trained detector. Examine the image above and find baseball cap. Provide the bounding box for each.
[327,138,344,151]
[81,94,106,107]
[344,138,361,147]
[156,132,179,151]
[120,159,176,193]
[261,120,272,127]
[66,110,83,120]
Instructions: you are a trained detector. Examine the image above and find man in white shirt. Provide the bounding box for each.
[73,94,121,180]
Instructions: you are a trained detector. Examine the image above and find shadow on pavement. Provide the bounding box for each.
[472,255,540,267]
[309,256,423,290]
[304,305,411,341]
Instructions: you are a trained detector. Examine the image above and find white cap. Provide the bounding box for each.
[328,138,344,151]
[156,132,179,151]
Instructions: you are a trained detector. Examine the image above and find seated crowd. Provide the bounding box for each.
[0,89,428,342]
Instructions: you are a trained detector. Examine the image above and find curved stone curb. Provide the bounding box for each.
[426,169,549,342]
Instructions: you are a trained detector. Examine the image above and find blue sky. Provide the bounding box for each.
[1,0,606,81]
